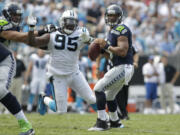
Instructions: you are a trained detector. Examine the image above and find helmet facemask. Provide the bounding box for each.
[10,11,22,26]
[61,18,78,34]
[59,10,78,35]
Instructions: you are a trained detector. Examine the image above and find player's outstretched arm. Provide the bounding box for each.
[0,31,30,44]
[28,30,50,48]
[27,16,50,48]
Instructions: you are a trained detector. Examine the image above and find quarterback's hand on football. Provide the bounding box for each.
[27,15,37,28]
[79,32,91,43]
[94,38,107,49]
[44,24,56,33]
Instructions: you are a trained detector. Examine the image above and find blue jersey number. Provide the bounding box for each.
[35,61,46,69]
[54,34,78,51]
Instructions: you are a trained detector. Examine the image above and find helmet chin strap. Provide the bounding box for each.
[11,21,19,26]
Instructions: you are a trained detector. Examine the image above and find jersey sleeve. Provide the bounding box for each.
[132,45,138,55]
[114,25,130,37]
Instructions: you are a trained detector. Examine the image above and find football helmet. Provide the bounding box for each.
[59,10,78,34]
[2,3,22,26]
[105,4,123,27]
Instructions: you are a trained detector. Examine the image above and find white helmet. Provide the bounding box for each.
[59,10,78,34]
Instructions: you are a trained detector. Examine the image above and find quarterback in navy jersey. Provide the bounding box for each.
[0,3,35,135]
[89,4,134,131]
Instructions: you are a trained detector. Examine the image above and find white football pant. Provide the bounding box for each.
[52,70,96,113]
[0,55,16,100]
[94,64,134,101]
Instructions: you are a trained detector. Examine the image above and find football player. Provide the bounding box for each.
[24,49,49,113]
[115,45,139,120]
[26,10,96,114]
[88,4,134,131]
[0,3,35,135]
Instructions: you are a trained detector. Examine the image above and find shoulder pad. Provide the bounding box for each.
[115,25,128,35]
[0,20,8,26]
[115,25,125,32]
[0,19,13,31]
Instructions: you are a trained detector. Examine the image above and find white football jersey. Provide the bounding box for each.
[47,27,89,75]
[30,53,49,80]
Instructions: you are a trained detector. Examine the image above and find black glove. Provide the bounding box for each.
[44,24,56,33]
[38,24,56,36]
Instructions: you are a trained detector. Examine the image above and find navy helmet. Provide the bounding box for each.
[105,4,123,27]
[2,3,22,26]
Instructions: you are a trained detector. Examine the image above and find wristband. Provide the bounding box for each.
[100,49,105,54]
[29,26,35,31]
[104,44,110,50]
[38,29,47,36]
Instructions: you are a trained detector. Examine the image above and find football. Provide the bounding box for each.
[88,41,101,61]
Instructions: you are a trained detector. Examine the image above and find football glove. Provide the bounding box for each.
[79,32,91,43]
[44,24,56,33]
[27,15,37,28]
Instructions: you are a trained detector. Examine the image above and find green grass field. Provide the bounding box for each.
[0,113,180,135]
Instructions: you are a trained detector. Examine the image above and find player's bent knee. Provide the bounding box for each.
[106,94,116,101]
[0,84,9,100]
[86,95,96,104]
[94,85,103,92]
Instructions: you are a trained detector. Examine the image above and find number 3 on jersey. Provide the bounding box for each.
[54,34,78,51]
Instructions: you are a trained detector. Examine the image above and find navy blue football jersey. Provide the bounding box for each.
[0,16,20,62]
[106,24,133,66]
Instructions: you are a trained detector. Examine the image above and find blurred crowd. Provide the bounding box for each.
[0,0,180,114]
[0,0,180,56]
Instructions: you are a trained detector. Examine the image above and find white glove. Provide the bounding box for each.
[78,32,91,43]
[27,15,37,27]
